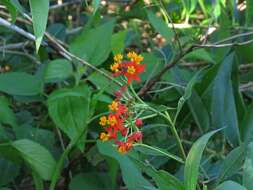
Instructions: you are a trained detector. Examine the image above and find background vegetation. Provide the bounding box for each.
[0,0,253,190]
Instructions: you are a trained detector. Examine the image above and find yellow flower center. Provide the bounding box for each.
[118,146,127,154]
[108,116,117,126]
[99,116,107,126]
[127,66,136,74]
[100,132,109,141]
[110,63,120,72]
[108,101,118,112]
[114,54,123,63]
[127,51,143,64]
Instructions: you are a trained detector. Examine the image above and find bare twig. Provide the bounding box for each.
[0,17,37,42]
[0,16,122,87]
[138,32,253,96]
[0,49,40,64]
[240,82,253,92]
[193,39,253,48]
[0,42,29,50]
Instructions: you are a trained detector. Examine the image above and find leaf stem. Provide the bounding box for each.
[134,143,184,164]
[49,131,84,190]
[130,84,187,160]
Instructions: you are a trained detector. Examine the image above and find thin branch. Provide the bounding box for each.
[138,45,194,96]
[0,17,37,42]
[240,82,253,92]
[0,49,40,64]
[138,33,253,96]
[193,39,253,48]
[0,42,29,50]
[0,16,122,87]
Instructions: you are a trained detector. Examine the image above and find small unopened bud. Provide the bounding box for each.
[135,119,143,126]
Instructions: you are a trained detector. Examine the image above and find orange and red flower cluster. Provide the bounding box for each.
[110,51,145,84]
[99,52,145,154]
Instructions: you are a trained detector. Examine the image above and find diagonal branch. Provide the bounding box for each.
[138,33,253,96]
[0,16,122,87]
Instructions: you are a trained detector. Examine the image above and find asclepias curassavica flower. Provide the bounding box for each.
[99,51,145,154]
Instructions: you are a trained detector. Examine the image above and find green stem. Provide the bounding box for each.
[164,111,186,160]
[134,143,184,164]
[49,132,84,190]
[130,85,187,160]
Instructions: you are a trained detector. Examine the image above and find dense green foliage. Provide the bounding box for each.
[0,0,253,189]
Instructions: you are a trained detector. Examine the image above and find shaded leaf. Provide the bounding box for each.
[0,72,42,96]
[70,20,115,66]
[146,10,174,43]
[69,172,111,190]
[48,85,90,142]
[243,142,253,189]
[44,59,73,82]
[211,53,240,147]
[0,158,19,186]
[97,141,157,190]
[111,30,127,54]
[12,139,56,180]
[218,145,246,182]
[0,96,18,129]
[215,181,246,190]
[184,129,221,190]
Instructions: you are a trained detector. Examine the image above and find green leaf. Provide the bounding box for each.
[48,85,90,142]
[29,0,49,51]
[218,145,246,182]
[9,0,24,13]
[0,158,20,186]
[44,59,73,82]
[182,0,198,14]
[132,159,184,190]
[12,139,56,180]
[111,30,127,54]
[1,0,17,22]
[243,142,253,189]
[154,170,184,190]
[69,172,111,190]
[215,181,246,190]
[246,0,253,26]
[0,72,42,96]
[146,10,174,43]
[184,49,215,64]
[32,172,44,190]
[70,20,115,66]
[97,141,157,190]
[0,96,18,129]
[174,69,204,123]
[172,68,210,132]
[211,53,240,147]
[184,129,221,190]
[241,103,253,142]
[0,188,12,190]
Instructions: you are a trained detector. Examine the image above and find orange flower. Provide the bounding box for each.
[108,101,119,112]
[107,114,118,126]
[100,132,109,141]
[122,61,145,84]
[116,141,133,154]
[110,63,120,72]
